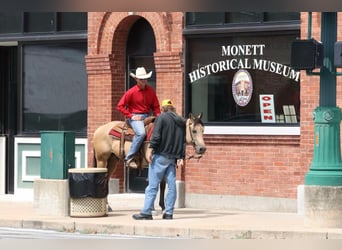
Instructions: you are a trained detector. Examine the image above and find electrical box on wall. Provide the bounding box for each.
[291,39,323,70]
[334,41,342,68]
[40,131,75,179]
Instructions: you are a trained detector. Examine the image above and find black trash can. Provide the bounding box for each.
[68,168,108,217]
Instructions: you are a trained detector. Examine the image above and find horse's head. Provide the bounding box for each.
[186,113,206,158]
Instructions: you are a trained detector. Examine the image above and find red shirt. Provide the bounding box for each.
[116,84,161,119]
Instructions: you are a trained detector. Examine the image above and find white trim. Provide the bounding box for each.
[75,151,81,168]
[0,41,18,46]
[0,137,6,195]
[21,150,40,181]
[14,136,88,194]
[76,138,88,168]
[14,137,40,195]
[204,126,300,135]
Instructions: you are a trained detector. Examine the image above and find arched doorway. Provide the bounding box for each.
[125,17,156,192]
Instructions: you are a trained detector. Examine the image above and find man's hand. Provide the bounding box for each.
[176,159,184,168]
[131,115,143,121]
[147,148,153,163]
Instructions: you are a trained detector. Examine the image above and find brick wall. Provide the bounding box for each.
[87,12,342,199]
[87,12,184,191]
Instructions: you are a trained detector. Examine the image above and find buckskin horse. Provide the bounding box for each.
[93,113,206,211]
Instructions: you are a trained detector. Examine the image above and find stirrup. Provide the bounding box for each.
[125,158,137,168]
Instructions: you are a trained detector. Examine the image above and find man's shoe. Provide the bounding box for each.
[125,158,137,168]
[162,213,173,220]
[132,213,153,220]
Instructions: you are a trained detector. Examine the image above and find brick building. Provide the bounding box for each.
[86,12,342,212]
[1,12,342,212]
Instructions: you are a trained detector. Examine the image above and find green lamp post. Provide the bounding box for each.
[304,12,342,185]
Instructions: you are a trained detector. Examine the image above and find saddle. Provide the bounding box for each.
[109,116,155,140]
[109,122,134,140]
[108,116,155,162]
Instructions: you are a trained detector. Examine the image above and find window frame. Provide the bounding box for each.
[184,13,301,136]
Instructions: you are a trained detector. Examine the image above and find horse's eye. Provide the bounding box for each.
[192,130,197,134]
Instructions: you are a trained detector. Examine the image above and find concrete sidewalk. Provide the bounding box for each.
[1,193,342,239]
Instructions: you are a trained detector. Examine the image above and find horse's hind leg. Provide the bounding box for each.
[159,177,166,211]
[106,154,118,180]
[106,155,119,212]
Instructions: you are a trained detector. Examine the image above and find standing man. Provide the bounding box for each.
[117,67,160,168]
[133,99,186,220]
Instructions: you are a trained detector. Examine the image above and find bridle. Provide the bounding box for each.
[185,116,205,161]
[187,119,196,147]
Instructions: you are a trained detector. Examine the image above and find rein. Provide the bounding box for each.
[185,153,203,161]
[187,119,196,146]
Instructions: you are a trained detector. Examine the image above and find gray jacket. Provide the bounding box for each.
[149,111,186,160]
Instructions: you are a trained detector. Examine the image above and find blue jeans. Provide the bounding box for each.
[141,154,177,215]
[125,113,148,160]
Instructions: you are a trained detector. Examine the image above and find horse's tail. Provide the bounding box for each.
[93,149,97,168]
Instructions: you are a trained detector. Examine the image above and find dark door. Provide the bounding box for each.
[0,46,18,194]
[125,18,156,193]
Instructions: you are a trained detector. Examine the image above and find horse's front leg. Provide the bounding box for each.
[159,177,166,211]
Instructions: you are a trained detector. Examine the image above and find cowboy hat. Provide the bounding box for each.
[130,67,152,79]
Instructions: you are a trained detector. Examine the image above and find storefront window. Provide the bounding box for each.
[186,33,300,125]
[21,42,87,135]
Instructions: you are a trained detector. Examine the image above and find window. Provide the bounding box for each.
[21,42,87,135]
[0,12,22,34]
[57,12,87,32]
[185,13,300,127]
[0,12,87,34]
[24,12,55,33]
[225,12,262,23]
[186,12,300,26]
[186,12,225,25]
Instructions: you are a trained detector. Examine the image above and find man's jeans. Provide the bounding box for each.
[125,113,148,160]
[141,154,177,215]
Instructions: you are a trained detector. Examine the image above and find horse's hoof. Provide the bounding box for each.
[107,205,113,212]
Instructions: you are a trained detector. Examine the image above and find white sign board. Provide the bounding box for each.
[259,94,276,123]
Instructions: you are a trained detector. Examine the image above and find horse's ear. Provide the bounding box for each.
[188,113,194,119]
[197,112,203,120]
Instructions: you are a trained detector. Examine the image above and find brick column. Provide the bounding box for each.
[154,51,183,113]
[86,53,115,167]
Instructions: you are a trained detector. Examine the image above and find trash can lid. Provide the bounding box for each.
[68,168,107,173]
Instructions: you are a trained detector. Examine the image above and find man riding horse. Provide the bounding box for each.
[116,66,160,168]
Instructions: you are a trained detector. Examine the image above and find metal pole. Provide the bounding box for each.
[305,12,342,185]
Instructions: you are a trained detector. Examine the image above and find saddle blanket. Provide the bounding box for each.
[109,123,154,141]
